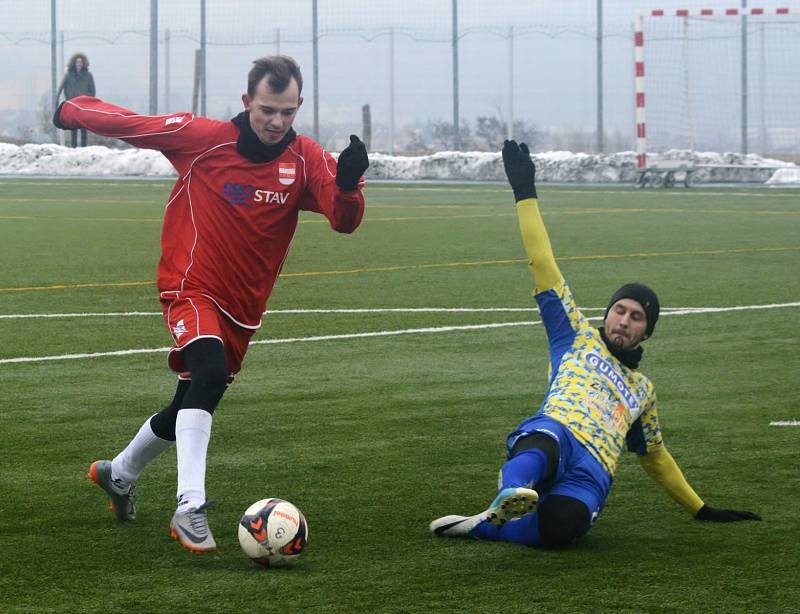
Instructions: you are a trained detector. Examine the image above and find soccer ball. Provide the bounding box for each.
[238,498,308,567]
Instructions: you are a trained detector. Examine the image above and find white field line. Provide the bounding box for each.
[770,421,800,427]
[3,303,798,320]
[0,307,579,319]
[0,302,798,366]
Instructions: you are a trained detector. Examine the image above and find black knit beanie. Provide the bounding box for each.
[604,282,660,338]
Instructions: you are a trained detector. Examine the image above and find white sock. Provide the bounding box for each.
[175,408,213,511]
[111,415,173,489]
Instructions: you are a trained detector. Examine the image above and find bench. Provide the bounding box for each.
[637,162,787,187]
[636,162,696,188]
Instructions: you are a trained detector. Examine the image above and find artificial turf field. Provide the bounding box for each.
[0,178,798,613]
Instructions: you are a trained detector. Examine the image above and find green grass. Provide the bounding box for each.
[0,178,798,613]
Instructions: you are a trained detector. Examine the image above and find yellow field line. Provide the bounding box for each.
[0,280,153,293]
[1,246,796,293]
[557,246,799,262]
[280,246,798,277]
[0,198,161,204]
[2,207,797,224]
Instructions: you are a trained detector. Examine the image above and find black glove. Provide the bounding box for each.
[336,134,369,192]
[694,504,762,522]
[502,139,537,201]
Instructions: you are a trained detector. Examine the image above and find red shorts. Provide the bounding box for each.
[160,292,256,380]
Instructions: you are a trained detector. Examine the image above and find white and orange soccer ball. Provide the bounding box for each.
[238,498,308,567]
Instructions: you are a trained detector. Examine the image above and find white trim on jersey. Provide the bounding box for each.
[320,146,336,178]
[201,294,262,331]
[180,141,237,182]
[168,334,224,361]
[275,145,307,304]
[181,172,200,291]
[187,296,201,338]
[176,141,238,293]
[287,144,308,184]
[163,182,185,211]
[63,99,196,140]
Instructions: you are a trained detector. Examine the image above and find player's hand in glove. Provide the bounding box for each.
[336,134,369,192]
[694,504,762,522]
[502,139,537,202]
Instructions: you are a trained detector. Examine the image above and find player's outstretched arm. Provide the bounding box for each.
[637,447,761,521]
[335,135,369,192]
[53,96,207,155]
[503,140,561,292]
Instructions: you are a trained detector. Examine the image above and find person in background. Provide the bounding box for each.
[56,52,96,147]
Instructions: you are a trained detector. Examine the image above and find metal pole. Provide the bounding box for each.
[192,49,201,115]
[165,28,171,113]
[149,0,158,114]
[312,0,320,142]
[59,30,65,145]
[741,0,748,154]
[508,26,514,140]
[759,23,767,154]
[596,0,604,152]
[451,0,460,150]
[200,0,207,116]
[50,0,57,140]
[59,30,64,86]
[389,27,395,154]
[57,30,65,145]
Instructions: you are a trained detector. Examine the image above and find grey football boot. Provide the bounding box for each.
[170,500,217,553]
[87,460,136,521]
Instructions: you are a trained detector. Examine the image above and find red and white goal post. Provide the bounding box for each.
[634,7,800,172]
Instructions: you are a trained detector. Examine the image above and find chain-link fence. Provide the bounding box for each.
[1,0,798,156]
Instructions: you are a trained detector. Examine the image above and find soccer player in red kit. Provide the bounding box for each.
[53,56,369,552]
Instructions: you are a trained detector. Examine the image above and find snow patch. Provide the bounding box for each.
[0,143,796,184]
[0,143,175,177]
[766,167,800,186]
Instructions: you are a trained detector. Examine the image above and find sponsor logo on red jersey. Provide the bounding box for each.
[223,182,290,207]
[278,163,296,186]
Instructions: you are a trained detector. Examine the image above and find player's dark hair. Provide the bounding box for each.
[247,56,303,98]
[67,52,89,71]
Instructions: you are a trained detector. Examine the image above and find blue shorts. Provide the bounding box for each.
[507,415,612,522]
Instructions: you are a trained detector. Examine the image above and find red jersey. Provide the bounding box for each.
[58,96,365,329]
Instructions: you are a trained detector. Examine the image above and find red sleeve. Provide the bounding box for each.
[296,139,365,234]
[57,96,219,162]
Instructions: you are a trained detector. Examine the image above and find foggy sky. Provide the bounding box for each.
[1,0,797,152]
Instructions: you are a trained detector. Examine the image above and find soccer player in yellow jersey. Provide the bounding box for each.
[430,140,761,548]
